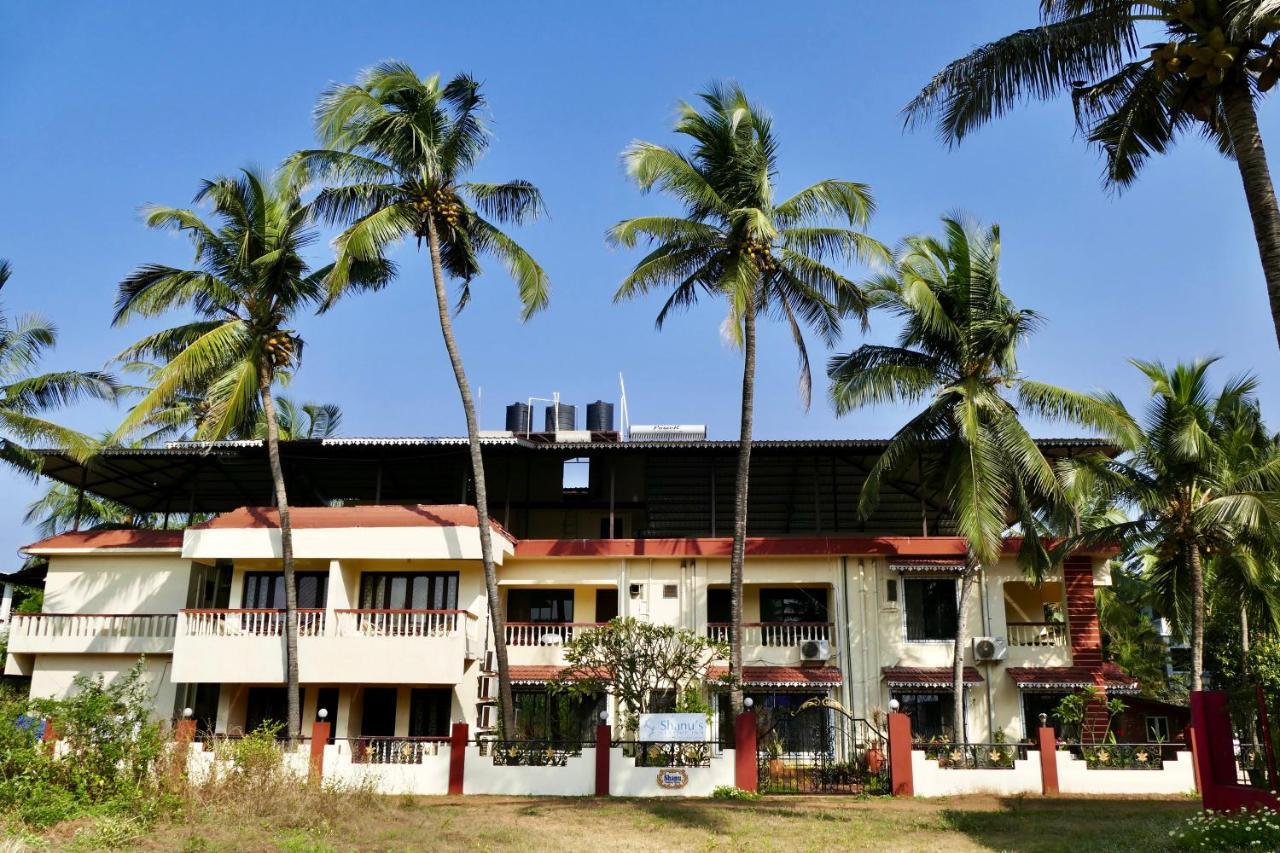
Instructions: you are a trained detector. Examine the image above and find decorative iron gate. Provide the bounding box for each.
[756,699,889,794]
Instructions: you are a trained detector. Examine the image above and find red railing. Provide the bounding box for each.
[180,609,326,637]
[705,622,833,646]
[333,609,474,637]
[503,622,605,646]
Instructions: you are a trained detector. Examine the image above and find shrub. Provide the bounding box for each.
[712,785,761,801]
[1171,807,1280,850]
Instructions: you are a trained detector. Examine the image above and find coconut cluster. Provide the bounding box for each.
[742,238,777,274]
[264,332,295,369]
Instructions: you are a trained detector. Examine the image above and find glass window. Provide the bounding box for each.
[892,691,955,740]
[594,588,618,623]
[241,572,328,609]
[759,588,829,623]
[903,578,958,641]
[409,688,451,737]
[511,689,603,742]
[707,588,731,624]
[507,588,574,623]
[1146,716,1171,741]
[359,573,458,610]
[1022,692,1069,739]
[716,692,829,751]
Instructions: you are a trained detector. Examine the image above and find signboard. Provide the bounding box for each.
[656,768,689,789]
[637,713,707,743]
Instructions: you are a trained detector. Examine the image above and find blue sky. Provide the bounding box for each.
[1,2,1277,556]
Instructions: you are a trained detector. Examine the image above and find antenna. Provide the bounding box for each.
[618,373,630,439]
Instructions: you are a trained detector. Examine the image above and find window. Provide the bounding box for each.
[716,692,829,751]
[409,688,452,737]
[242,572,328,609]
[662,584,678,600]
[507,588,574,623]
[892,692,954,740]
[594,588,618,623]
[244,686,302,736]
[511,689,603,742]
[359,687,397,737]
[886,578,898,604]
[563,457,590,492]
[173,683,221,734]
[903,577,958,642]
[1022,692,1069,739]
[1146,715,1171,742]
[707,588,731,624]
[648,689,678,713]
[359,572,458,610]
[760,588,828,623]
[599,517,624,538]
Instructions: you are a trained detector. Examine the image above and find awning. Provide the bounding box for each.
[507,665,610,686]
[706,666,843,688]
[888,559,966,573]
[1006,664,1140,694]
[882,666,984,689]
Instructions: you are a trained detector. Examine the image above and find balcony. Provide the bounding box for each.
[7,613,176,655]
[504,622,605,666]
[1007,621,1067,648]
[171,608,479,685]
[705,622,835,665]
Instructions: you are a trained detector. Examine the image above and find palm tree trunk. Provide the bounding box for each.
[258,364,300,739]
[424,217,515,735]
[1189,542,1205,692]
[1221,82,1280,351]
[953,552,977,743]
[728,302,757,716]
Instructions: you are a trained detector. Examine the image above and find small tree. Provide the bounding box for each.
[553,618,728,734]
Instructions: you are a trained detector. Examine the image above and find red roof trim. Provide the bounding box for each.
[882,666,984,687]
[24,529,184,553]
[706,666,843,686]
[516,536,1115,559]
[507,665,610,684]
[192,505,514,539]
[1006,664,1139,691]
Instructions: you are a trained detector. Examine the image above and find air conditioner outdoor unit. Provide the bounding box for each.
[972,636,1008,662]
[477,704,496,730]
[478,675,497,700]
[482,650,497,674]
[800,639,831,663]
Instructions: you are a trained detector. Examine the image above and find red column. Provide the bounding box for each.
[1037,726,1059,795]
[309,721,330,782]
[448,722,469,796]
[42,718,58,743]
[734,711,757,792]
[175,718,197,745]
[595,723,611,796]
[887,712,913,797]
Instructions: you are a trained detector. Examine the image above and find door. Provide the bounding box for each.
[594,588,618,623]
[315,687,339,744]
[360,688,397,737]
[409,688,451,738]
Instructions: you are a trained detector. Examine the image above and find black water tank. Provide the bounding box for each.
[505,402,531,433]
[586,400,614,431]
[544,403,576,432]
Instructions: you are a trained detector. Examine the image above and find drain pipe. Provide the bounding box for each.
[979,568,994,740]
[839,556,854,714]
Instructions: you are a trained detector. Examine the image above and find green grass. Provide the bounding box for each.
[51,793,1197,852]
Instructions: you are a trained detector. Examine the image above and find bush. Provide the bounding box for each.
[712,785,761,801]
[1171,807,1280,850]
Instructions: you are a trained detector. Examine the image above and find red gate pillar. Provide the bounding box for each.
[1037,726,1059,796]
[888,712,913,797]
[309,721,330,782]
[448,722,469,795]
[734,711,758,792]
[595,723,611,796]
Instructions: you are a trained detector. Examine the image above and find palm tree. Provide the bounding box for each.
[111,169,389,737]
[1060,359,1280,690]
[286,62,549,734]
[611,83,885,714]
[906,1,1280,352]
[254,399,343,440]
[827,215,1133,737]
[0,260,118,472]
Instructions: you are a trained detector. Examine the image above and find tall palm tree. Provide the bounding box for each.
[253,399,343,440]
[286,62,549,734]
[0,260,118,471]
[828,215,1133,737]
[906,1,1280,351]
[1060,359,1280,690]
[611,83,885,714]
[111,169,389,737]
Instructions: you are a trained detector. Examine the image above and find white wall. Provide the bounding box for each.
[1055,749,1196,795]
[609,748,735,797]
[324,744,451,795]
[43,555,191,614]
[910,750,1043,797]
[463,745,596,796]
[30,653,176,721]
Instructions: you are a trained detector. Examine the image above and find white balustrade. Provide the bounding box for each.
[705,622,832,647]
[503,623,604,646]
[334,609,462,638]
[1006,622,1067,647]
[180,609,326,637]
[12,612,177,639]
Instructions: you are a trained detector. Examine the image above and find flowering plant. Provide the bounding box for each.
[1171,806,1280,850]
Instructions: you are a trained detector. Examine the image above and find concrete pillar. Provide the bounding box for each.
[448,722,468,795]
[734,711,757,792]
[595,723,611,796]
[1037,726,1058,795]
[888,712,913,797]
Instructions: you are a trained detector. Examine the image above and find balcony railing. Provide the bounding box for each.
[1006,621,1067,647]
[180,609,326,637]
[11,612,177,640]
[333,609,471,637]
[504,622,603,646]
[705,622,833,646]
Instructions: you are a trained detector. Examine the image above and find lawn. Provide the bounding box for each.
[43,794,1199,852]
